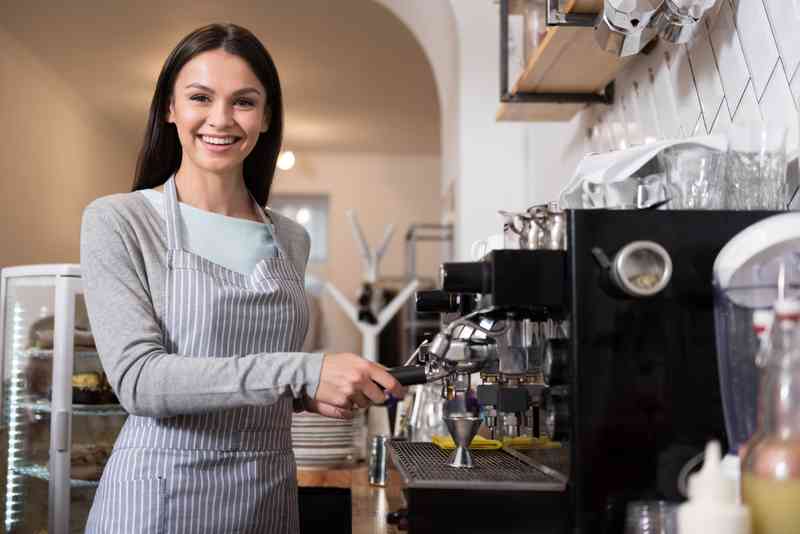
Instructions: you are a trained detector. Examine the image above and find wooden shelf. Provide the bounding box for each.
[498,0,630,122]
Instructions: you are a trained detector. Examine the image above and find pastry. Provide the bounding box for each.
[72,372,117,405]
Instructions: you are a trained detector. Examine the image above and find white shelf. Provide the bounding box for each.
[13,463,99,489]
[24,400,126,417]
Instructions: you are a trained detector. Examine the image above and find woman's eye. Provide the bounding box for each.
[235,98,256,108]
[189,94,210,103]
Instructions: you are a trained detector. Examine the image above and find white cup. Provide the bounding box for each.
[470,233,505,260]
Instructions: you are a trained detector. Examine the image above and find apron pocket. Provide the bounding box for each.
[90,477,166,534]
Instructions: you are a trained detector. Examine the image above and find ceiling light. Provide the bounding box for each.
[277,150,296,171]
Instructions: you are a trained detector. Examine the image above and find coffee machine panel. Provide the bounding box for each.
[388,209,780,534]
[561,209,778,532]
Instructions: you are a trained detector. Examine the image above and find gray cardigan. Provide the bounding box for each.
[80,192,323,417]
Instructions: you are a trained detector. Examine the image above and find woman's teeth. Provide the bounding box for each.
[201,135,237,145]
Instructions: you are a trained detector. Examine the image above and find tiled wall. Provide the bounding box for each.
[586,0,800,154]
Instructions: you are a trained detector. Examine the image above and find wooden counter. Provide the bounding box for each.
[298,464,406,534]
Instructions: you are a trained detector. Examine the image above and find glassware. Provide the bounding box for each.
[624,501,678,534]
[726,121,788,210]
[741,307,800,533]
[658,145,725,209]
[524,0,548,62]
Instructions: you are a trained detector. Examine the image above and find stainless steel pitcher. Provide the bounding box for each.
[498,202,567,251]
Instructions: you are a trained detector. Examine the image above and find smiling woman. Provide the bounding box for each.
[78,22,405,534]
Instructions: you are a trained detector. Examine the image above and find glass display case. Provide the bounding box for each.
[1,264,126,533]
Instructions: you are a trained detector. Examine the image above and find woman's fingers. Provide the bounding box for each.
[368,366,405,399]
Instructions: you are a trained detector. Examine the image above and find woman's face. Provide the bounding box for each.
[168,49,269,178]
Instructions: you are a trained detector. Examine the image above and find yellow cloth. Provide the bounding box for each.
[500,436,561,450]
[432,434,562,451]
[431,435,502,450]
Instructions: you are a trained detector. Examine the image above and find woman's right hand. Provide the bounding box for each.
[314,353,405,413]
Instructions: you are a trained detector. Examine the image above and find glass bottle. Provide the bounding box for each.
[741,299,800,533]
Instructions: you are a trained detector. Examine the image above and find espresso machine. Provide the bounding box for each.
[387,209,781,534]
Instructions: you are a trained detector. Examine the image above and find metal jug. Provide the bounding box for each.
[498,203,567,251]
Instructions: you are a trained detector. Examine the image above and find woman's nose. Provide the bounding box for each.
[207,100,234,128]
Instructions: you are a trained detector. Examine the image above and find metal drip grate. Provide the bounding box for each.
[389,441,567,491]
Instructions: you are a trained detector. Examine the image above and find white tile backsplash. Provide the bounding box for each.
[585,0,800,153]
[763,0,800,82]
[730,0,779,99]
[792,67,800,108]
[760,60,798,150]
[688,23,725,130]
[670,45,704,137]
[650,46,682,139]
[711,97,733,135]
[708,0,750,118]
[734,80,763,124]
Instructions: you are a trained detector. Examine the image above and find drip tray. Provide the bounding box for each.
[389,441,567,492]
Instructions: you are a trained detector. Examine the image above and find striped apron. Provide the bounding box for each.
[86,177,308,533]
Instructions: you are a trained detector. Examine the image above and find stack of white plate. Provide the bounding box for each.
[291,411,361,467]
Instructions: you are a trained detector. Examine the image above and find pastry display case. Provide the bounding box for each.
[1,264,125,533]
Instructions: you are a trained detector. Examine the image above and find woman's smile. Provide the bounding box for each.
[197,134,243,152]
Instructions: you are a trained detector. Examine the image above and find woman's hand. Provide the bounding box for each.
[314,353,406,415]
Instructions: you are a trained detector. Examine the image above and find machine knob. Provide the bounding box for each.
[542,339,571,386]
[543,386,570,442]
[440,262,492,294]
[415,290,459,313]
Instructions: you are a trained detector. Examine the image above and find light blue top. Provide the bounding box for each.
[139,189,277,275]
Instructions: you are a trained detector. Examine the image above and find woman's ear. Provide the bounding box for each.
[166,98,175,124]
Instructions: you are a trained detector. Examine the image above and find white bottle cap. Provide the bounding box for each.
[687,441,734,501]
[679,441,750,534]
[752,309,774,336]
[774,297,800,320]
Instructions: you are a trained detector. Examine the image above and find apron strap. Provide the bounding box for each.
[164,176,184,251]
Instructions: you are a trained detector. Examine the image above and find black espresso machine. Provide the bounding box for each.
[385,209,780,534]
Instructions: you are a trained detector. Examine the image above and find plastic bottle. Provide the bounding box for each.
[741,297,800,533]
[677,441,750,534]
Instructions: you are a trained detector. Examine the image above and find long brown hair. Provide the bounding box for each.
[131,23,283,206]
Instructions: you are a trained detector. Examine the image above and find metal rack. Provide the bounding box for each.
[403,224,454,357]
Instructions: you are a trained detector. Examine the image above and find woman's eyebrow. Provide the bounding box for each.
[184,83,262,96]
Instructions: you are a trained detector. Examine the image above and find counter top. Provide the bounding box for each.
[298,464,405,534]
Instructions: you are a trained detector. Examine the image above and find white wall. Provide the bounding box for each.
[271,151,443,355]
[450,1,531,259]
[0,28,135,267]
[380,1,546,260]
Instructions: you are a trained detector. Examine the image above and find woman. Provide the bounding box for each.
[80,23,404,533]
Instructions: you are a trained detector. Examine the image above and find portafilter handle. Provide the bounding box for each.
[386,366,428,386]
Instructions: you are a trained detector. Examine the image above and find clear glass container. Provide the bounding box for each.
[1,265,126,533]
[741,314,800,533]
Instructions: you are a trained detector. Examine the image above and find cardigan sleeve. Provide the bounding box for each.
[80,202,323,418]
